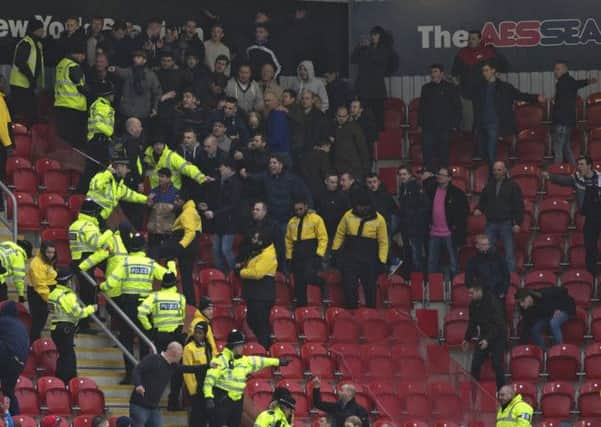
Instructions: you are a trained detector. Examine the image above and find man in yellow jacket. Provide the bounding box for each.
[189,296,218,356]
[332,189,388,309]
[237,230,278,349]
[48,267,97,383]
[0,239,33,302]
[26,241,57,342]
[285,197,328,307]
[183,321,212,426]
[86,158,151,220]
[0,78,14,200]
[496,385,533,426]
[204,329,288,427]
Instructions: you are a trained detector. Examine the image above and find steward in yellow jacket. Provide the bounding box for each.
[188,296,218,356]
[238,230,277,350]
[86,158,150,220]
[26,241,57,341]
[0,92,13,151]
[204,330,288,427]
[496,386,533,427]
[183,321,213,425]
[285,199,328,307]
[0,239,33,302]
[332,189,388,309]
[144,140,210,190]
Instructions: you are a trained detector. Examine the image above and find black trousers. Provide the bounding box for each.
[155,330,185,406]
[9,85,37,125]
[179,235,200,307]
[0,340,25,414]
[364,97,385,131]
[72,259,97,330]
[246,299,273,350]
[76,134,110,194]
[210,390,244,427]
[341,257,378,309]
[117,294,150,377]
[51,322,77,383]
[189,392,207,427]
[291,255,322,307]
[27,287,49,342]
[0,283,8,301]
[0,143,7,210]
[584,217,601,276]
[470,336,506,390]
[55,107,87,149]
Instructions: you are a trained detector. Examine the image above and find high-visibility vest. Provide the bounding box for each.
[9,35,44,89]
[137,287,186,332]
[496,394,533,427]
[79,230,127,273]
[87,97,115,141]
[54,57,86,111]
[101,252,170,298]
[0,241,27,297]
[48,285,95,329]
[203,347,280,401]
[143,145,207,190]
[87,170,147,219]
[254,406,292,427]
[68,213,107,261]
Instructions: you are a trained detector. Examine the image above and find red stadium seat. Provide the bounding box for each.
[78,388,106,415]
[12,122,29,135]
[361,343,391,360]
[330,317,360,343]
[14,134,32,158]
[17,203,42,232]
[450,274,470,308]
[294,307,322,324]
[386,285,412,310]
[305,353,336,379]
[547,344,580,381]
[586,93,601,127]
[515,102,546,130]
[472,164,490,193]
[360,318,390,343]
[561,269,593,308]
[449,165,469,192]
[12,168,39,193]
[403,421,428,427]
[561,306,587,346]
[301,318,329,343]
[211,316,238,342]
[12,415,37,427]
[246,379,272,396]
[523,270,557,290]
[567,233,586,269]
[243,342,266,356]
[578,380,601,418]
[515,128,548,162]
[397,382,431,419]
[6,156,32,184]
[45,388,72,416]
[537,198,571,235]
[366,356,395,378]
[336,354,364,379]
[35,158,62,175]
[510,345,543,382]
[449,132,474,166]
[207,279,233,306]
[15,388,41,416]
[45,205,74,228]
[374,129,403,160]
[443,309,468,346]
[72,416,95,427]
[199,268,226,285]
[383,109,405,130]
[512,382,538,408]
[68,377,98,404]
[510,164,541,200]
[37,376,66,402]
[272,318,298,343]
[408,98,420,130]
[540,381,574,419]
[390,319,420,344]
[585,342,601,379]
[68,194,87,215]
[41,170,71,196]
[375,393,403,420]
[270,306,294,323]
[41,228,71,266]
[16,375,34,390]
[38,192,65,215]
[545,163,575,199]
[530,234,563,271]
[428,382,463,421]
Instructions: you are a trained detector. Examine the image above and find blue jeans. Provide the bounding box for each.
[130,403,162,427]
[485,221,516,272]
[427,235,457,277]
[422,128,450,172]
[408,236,426,272]
[212,234,236,273]
[552,125,575,164]
[477,124,498,168]
[531,311,570,350]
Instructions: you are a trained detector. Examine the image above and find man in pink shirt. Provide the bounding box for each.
[422,168,469,278]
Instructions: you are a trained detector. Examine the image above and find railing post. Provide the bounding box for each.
[0,181,18,241]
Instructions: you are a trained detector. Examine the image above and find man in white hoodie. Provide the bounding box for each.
[290,61,329,113]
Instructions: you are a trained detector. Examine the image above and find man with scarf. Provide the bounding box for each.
[332,189,388,309]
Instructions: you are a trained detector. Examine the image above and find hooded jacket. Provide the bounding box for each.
[0,301,29,362]
[172,200,202,248]
[290,61,329,113]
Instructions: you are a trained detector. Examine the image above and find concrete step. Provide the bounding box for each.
[75,333,119,348]
[77,346,123,361]
[78,357,124,369]
[75,369,125,385]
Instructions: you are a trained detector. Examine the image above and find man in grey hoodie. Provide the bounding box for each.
[290,61,329,113]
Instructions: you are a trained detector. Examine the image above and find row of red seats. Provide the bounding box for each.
[5,414,124,427]
[7,163,79,196]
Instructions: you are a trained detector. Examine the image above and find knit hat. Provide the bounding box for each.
[28,19,44,34]
[41,416,61,427]
[198,296,213,312]
[116,416,133,427]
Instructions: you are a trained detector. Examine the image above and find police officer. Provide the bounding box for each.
[332,189,388,309]
[254,387,296,427]
[86,157,151,221]
[496,385,533,427]
[137,272,186,410]
[0,239,32,302]
[9,17,45,124]
[77,81,116,193]
[48,267,97,383]
[100,233,175,384]
[69,199,111,331]
[183,321,212,426]
[54,42,88,148]
[80,225,129,280]
[204,330,289,427]
[285,197,328,307]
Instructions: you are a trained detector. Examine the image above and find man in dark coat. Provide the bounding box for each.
[473,60,545,169]
[332,106,369,182]
[325,70,355,119]
[0,300,30,414]
[350,99,378,164]
[234,133,271,208]
[418,64,462,172]
[312,376,369,427]
[465,234,509,299]
[516,287,576,350]
[316,172,350,242]
[422,168,469,278]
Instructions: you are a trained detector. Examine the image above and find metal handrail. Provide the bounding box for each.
[80,270,157,363]
[0,181,17,241]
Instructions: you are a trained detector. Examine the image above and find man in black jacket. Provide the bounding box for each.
[422,168,469,279]
[418,64,462,172]
[462,281,506,390]
[474,60,545,169]
[580,163,601,275]
[316,172,350,242]
[0,301,29,414]
[552,60,597,164]
[465,234,509,300]
[350,98,378,163]
[516,287,576,350]
[474,161,524,273]
[311,376,369,427]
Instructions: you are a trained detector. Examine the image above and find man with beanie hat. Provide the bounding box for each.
[54,41,88,148]
[189,296,218,356]
[0,300,29,414]
[48,267,97,383]
[183,321,212,424]
[0,239,32,302]
[204,329,289,427]
[332,189,388,308]
[255,387,296,427]
[137,272,186,410]
[9,17,45,124]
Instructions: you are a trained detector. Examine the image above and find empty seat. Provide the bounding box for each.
[14,134,32,158]
[330,317,360,343]
[17,203,42,232]
[510,164,541,200]
[561,269,593,308]
[398,382,431,419]
[561,307,587,346]
[510,345,543,382]
[68,194,87,215]
[530,234,564,271]
[45,388,72,416]
[375,129,403,160]
[72,416,95,427]
[15,388,40,416]
[45,205,74,228]
[367,356,395,378]
[545,163,575,199]
[538,198,571,234]
[585,342,601,379]
[78,388,106,415]
[512,382,538,408]
[68,377,98,404]
[578,380,601,418]
[546,344,580,381]
[31,338,58,376]
[37,376,66,402]
[301,318,329,343]
[12,168,39,193]
[12,415,37,427]
[515,103,546,130]
[443,309,468,347]
[540,381,574,419]
[207,279,233,306]
[41,170,71,195]
[272,318,298,343]
[515,128,548,162]
[360,318,390,343]
[524,270,557,290]
[429,382,463,421]
[35,158,62,175]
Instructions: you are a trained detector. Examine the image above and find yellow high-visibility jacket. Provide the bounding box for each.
[183,338,211,396]
[189,309,218,356]
[496,394,533,427]
[0,93,13,148]
[87,169,147,219]
[285,211,328,260]
[0,241,29,297]
[172,200,202,248]
[137,286,186,332]
[143,145,207,190]
[27,253,57,302]
[87,96,115,141]
[48,285,95,328]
